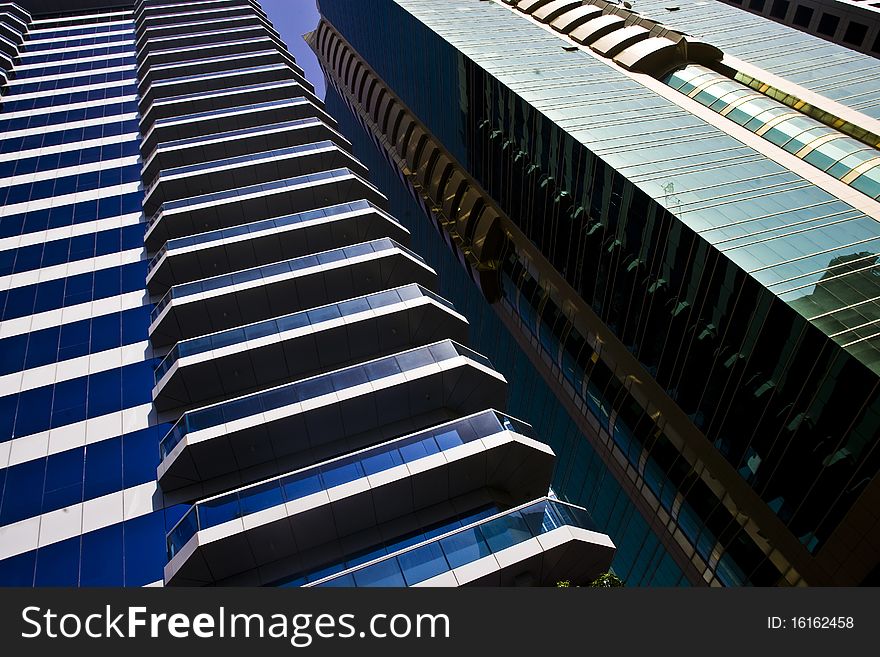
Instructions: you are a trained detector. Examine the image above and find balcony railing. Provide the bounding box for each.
[145,167,353,231]
[158,339,495,460]
[144,114,322,171]
[166,409,533,558]
[146,199,382,275]
[144,136,338,200]
[307,498,596,587]
[141,95,312,161]
[153,283,456,384]
[149,237,422,324]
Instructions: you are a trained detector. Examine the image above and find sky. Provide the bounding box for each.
[262,0,326,98]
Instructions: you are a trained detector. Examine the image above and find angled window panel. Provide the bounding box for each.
[614,36,680,75]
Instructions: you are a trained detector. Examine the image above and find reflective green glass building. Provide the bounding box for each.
[311,0,880,586]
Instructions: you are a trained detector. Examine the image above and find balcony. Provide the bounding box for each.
[140,78,318,131]
[138,34,293,72]
[135,0,262,23]
[148,238,435,345]
[139,61,298,113]
[143,168,386,251]
[146,200,406,295]
[307,498,615,587]
[0,29,19,59]
[143,140,366,215]
[140,96,331,158]
[0,20,23,46]
[142,117,345,185]
[156,340,508,493]
[140,60,299,116]
[138,47,295,95]
[137,3,257,37]
[152,284,468,410]
[137,24,280,66]
[163,410,553,585]
[0,4,29,23]
[136,13,280,54]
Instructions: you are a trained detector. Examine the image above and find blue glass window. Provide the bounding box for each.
[0,551,36,586]
[34,537,81,587]
[123,511,166,586]
[80,523,124,586]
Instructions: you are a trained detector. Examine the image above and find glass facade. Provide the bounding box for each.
[0,4,178,587]
[316,0,880,585]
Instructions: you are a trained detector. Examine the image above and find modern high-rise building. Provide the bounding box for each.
[0,0,615,588]
[311,0,880,586]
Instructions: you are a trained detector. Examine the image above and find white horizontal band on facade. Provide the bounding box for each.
[0,113,140,141]
[0,480,163,562]
[0,132,140,164]
[14,52,134,72]
[31,11,132,28]
[0,155,140,189]
[0,212,143,254]
[25,28,134,48]
[0,402,153,472]
[0,181,142,219]
[20,40,135,61]
[0,339,153,398]
[0,247,145,293]
[0,96,139,123]
[28,19,133,35]
[0,290,148,339]
[6,64,137,87]
[6,79,136,104]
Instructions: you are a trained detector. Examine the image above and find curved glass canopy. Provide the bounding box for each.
[664,65,880,202]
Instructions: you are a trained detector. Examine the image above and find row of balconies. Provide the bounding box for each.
[0,3,29,88]
[134,0,614,587]
[164,410,560,585]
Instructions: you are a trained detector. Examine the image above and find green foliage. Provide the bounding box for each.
[588,572,624,588]
[555,572,624,588]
